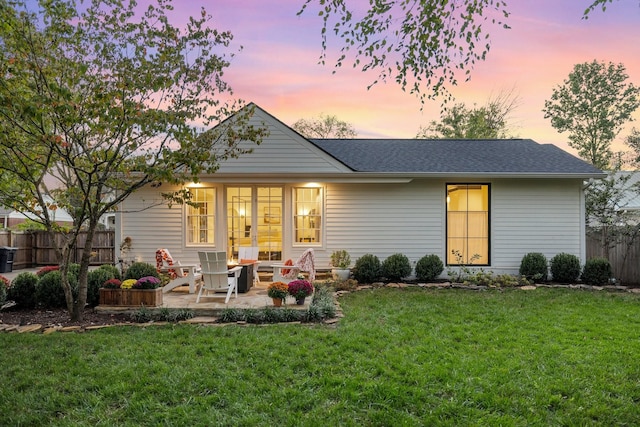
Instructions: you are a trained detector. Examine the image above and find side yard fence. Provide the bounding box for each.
[586,232,640,286]
[0,230,114,270]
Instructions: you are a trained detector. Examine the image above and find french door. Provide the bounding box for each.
[227,186,283,261]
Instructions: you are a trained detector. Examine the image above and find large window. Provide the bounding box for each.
[186,187,215,245]
[294,187,323,245]
[446,184,489,265]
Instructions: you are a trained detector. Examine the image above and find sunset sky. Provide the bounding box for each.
[183,1,640,155]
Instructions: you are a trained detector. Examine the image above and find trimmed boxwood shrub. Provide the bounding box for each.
[124,262,159,281]
[353,254,381,284]
[381,253,412,282]
[519,252,548,281]
[581,257,612,286]
[7,272,39,309]
[87,268,115,307]
[550,252,581,283]
[96,264,121,281]
[36,270,78,309]
[415,254,444,281]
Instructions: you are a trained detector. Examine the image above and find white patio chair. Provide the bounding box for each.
[196,251,242,304]
[155,248,201,294]
[238,246,261,285]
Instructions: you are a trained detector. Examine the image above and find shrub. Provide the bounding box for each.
[7,272,38,309]
[381,253,412,281]
[97,264,121,281]
[581,257,612,286]
[36,270,77,309]
[519,253,548,281]
[124,262,159,281]
[330,250,351,268]
[0,275,8,305]
[550,253,581,283]
[415,254,444,281]
[87,268,113,307]
[353,253,381,284]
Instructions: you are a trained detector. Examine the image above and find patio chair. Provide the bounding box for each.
[272,248,316,282]
[155,248,201,294]
[238,246,261,286]
[197,251,242,304]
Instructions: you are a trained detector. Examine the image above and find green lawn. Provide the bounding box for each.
[2,287,640,426]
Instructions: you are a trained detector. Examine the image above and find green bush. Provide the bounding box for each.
[353,254,381,284]
[87,268,114,307]
[519,252,548,281]
[0,276,8,306]
[7,272,38,309]
[550,253,581,283]
[415,254,444,281]
[96,264,121,281]
[581,257,612,286]
[36,270,78,309]
[124,262,159,281]
[381,253,412,282]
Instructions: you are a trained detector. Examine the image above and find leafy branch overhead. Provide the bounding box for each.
[298,0,630,103]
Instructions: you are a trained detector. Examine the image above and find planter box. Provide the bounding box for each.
[99,288,163,307]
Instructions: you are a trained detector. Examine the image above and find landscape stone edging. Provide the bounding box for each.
[1,281,634,334]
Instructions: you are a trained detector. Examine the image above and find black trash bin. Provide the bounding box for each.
[0,247,17,273]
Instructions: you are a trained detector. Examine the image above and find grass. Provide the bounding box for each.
[2,287,640,425]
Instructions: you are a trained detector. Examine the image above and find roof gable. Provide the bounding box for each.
[215,104,351,174]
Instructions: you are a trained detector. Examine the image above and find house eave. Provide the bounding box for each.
[200,171,607,183]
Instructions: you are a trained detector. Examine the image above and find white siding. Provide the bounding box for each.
[491,179,584,273]
[216,109,348,174]
[118,178,587,277]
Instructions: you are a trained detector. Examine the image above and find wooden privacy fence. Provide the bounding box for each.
[586,232,640,286]
[0,230,114,270]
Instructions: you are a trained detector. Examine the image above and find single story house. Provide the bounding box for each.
[115,103,605,279]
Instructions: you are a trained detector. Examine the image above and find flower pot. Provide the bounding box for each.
[272,297,283,307]
[99,288,122,305]
[331,268,350,281]
[295,297,306,305]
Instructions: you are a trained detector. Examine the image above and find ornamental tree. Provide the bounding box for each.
[0,0,267,321]
[543,60,640,170]
[292,114,357,138]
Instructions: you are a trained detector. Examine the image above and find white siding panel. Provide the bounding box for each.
[491,179,583,272]
[324,180,444,265]
[216,110,347,174]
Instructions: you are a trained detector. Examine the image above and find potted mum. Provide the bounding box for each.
[330,249,351,281]
[267,281,289,306]
[287,279,314,305]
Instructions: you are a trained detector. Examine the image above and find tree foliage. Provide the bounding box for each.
[298,0,510,103]
[543,60,640,170]
[416,90,519,139]
[292,113,357,138]
[0,0,267,320]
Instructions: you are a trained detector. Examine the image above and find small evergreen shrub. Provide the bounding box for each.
[415,254,444,281]
[581,257,612,286]
[0,275,8,305]
[7,272,38,309]
[97,264,121,281]
[550,253,581,283]
[381,253,412,281]
[353,254,381,284]
[36,270,77,309]
[519,252,548,281]
[124,262,159,281]
[87,268,113,307]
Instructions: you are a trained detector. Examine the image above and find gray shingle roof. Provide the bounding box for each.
[309,138,604,176]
